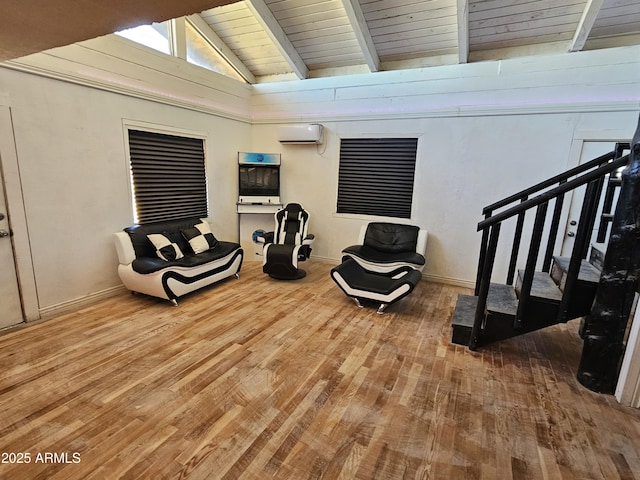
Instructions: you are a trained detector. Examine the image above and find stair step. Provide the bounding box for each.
[551,256,601,289]
[589,243,606,271]
[451,285,519,327]
[609,177,622,186]
[516,270,563,302]
[487,283,518,316]
[549,256,601,319]
[451,294,477,346]
[513,271,564,325]
[451,285,519,347]
[451,276,567,348]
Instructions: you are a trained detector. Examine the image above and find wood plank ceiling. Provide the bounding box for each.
[189,0,640,82]
[3,0,640,83]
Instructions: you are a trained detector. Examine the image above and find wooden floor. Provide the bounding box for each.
[1,261,639,480]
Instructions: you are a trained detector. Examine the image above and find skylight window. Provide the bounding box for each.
[115,22,171,55]
[114,19,246,83]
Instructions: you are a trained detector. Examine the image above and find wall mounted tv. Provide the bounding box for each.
[238,152,281,204]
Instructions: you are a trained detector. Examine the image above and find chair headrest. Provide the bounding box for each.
[277,203,308,223]
[284,203,304,217]
[364,222,420,254]
[275,203,310,244]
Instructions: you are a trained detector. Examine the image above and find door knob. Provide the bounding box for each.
[0,230,10,238]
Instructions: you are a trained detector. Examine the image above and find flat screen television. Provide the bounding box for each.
[238,164,280,203]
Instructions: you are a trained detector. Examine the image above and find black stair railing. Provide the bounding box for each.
[475,150,620,295]
[596,143,629,243]
[469,144,630,350]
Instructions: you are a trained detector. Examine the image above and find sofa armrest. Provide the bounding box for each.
[114,231,136,265]
[357,225,367,245]
[416,229,428,256]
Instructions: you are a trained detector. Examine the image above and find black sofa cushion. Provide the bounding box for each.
[125,217,204,259]
[131,241,241,274]
[363,222,420,254]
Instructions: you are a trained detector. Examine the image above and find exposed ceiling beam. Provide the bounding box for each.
[245,0,309,79]
[340,0,380,72]
[171,18,187,60]
[570,0,605,52]
[186,14,256,83]
[457,0,469,64]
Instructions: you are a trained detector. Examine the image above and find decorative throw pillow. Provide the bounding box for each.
[147,234,184,261]
[182,222,219,254]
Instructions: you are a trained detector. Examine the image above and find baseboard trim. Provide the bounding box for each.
[38,285,128,320]
[422,273,475,289]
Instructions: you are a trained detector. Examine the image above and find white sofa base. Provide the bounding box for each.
[117,253,243,303]
[114,224,243,304]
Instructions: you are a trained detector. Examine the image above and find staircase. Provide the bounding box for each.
[452,142,631,351]
[452,255,601,347]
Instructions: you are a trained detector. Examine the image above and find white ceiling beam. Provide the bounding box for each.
[570,0,605,52]
[186,14,256,84]
[340,0,380,72]
[245,0,309,79]
[457,0,469,64]
[170,18,187,60]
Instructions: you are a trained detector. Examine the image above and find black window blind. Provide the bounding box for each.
[128,129,208,224]
[337,138,418,219]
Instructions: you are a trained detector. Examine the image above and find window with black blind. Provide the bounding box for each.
[336,138,418,219]
[128,129,208,224]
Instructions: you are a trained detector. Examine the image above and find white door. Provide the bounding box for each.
[0,171,23,328]
[561,141,623,256]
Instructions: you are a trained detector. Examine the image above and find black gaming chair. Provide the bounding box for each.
[257,203,315,279]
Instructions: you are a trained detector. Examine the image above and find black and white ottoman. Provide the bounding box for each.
[330,258,422,314]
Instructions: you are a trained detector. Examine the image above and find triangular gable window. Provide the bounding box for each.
[115,22,171,55]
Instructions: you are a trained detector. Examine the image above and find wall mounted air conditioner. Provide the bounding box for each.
[278,124,324,144]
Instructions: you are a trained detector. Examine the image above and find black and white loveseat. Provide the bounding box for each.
[114,218,243,305]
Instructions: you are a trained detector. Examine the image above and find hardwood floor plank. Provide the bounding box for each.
[0,261,639,479]
[537,445,564,480]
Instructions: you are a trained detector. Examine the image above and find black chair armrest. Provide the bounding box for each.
[256,231,274,244]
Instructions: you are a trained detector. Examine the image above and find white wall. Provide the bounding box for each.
[0,54,251,313]
[251,114,635,285]
[249,46,640,285]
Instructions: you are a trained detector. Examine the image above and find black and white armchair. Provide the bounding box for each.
[256,203,315,279]
[331,222,427,313]
[341,222,427,274]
